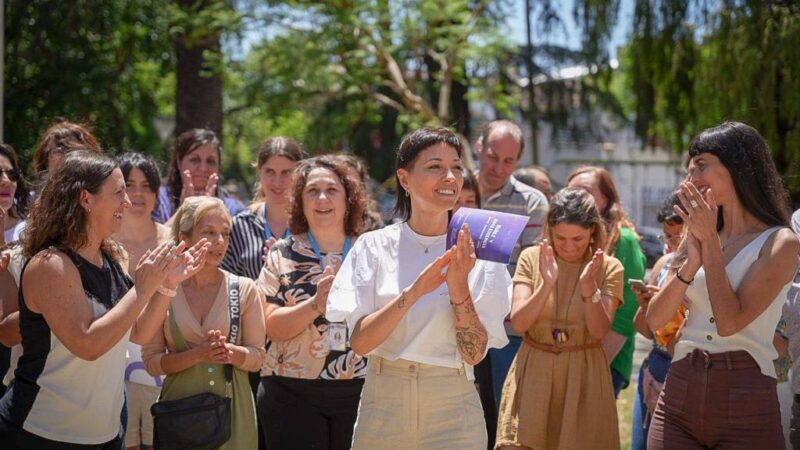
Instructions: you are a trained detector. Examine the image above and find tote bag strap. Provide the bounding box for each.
[224,275,241,386]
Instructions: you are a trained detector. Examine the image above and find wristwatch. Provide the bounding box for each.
[582,289,601,304]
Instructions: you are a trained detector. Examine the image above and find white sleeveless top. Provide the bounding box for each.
[673,227,789,378]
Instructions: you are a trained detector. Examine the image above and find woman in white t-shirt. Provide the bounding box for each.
[646,122,799,449]
[327,127,511,450]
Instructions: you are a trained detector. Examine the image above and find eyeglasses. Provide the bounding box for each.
[0,169,20,182]
[657,234,682,244]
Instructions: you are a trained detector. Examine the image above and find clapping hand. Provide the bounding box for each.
[311,266,335,315]
[674,181,718,243]
[163,239,211,289]
[538,239,559,287]
[261,237,277,264]
[445,223,477,285]
[134,242,179,297]
[180,170,218,203]
[579,249,604,297]
[408,250,452,300]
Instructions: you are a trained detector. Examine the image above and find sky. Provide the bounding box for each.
[506,0,635,60]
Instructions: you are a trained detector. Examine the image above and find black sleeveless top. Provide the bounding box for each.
[0,249,133,442]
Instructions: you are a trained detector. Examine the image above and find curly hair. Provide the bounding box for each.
[32,121,101,174]
[543,187,607,255]
[23,150,123,261]
[165,128,221,213]
[567,166,637,254]
[0,143,32,220]
[288,155,368,237]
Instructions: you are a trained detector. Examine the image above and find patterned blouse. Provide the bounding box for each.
[257,234,366,380]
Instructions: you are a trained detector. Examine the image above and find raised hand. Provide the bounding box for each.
[180,170,219,203]
[261,237,278,264]
[134,242,177,297]
[164,239,211,288]
[538,239,559,287]
[310,265,335,315]
[409,250,453,300]
[446,223,477,285]
[674,181,718,242]
[579,249,604,297]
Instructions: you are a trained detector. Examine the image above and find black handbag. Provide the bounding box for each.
[151,276,241,450]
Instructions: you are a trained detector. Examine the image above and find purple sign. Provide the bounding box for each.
[447,207,529,264]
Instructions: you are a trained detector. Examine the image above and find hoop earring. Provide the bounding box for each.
[405,189,410,197]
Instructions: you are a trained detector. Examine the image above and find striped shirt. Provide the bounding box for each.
[221,206,290,280]
[482,175,548,275]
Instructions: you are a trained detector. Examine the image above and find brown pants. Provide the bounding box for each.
[648,349,785,450]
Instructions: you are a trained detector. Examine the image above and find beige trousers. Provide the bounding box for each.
[351,357,486,450]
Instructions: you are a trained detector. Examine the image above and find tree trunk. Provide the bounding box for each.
[174,0,223,139]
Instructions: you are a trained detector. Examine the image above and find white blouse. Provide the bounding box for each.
[326,222,511,380]
[674,227,789,378]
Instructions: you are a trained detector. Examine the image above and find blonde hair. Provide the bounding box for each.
[171,196,231,243]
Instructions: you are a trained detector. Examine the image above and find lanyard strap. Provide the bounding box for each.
[307,231,352,270]
[263,204,290,241]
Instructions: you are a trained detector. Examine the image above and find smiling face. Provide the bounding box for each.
[568,172,609,214]
[0,155,18,212]
[260,155,297,208]
[398,143,464,215]
[184,207,231,267]
[301,167,347,234]
[124,167,157,218]
[177,143,220,193]
[477,130,520,194]
[550,222,593,263]
[686,153,734,205]
[84,168,131,238]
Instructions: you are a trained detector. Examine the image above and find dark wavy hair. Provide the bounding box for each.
[23,150,123,261]
[544,187,607,255]
[0,143,32,219]
[394,127,463,220]
[688,121,790,228]
[288,155,368,237]
[32,121,101,174]
[165,128,221,212]
[568,166,637,254]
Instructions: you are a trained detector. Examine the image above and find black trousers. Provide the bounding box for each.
[257,375,364,450]
[0,415,121,450]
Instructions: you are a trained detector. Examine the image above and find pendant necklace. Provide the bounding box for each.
[552,261,584,345]
[406,223,435,254]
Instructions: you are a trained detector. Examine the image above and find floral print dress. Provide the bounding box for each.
[257,233,367,381]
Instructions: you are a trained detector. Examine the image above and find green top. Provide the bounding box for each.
[610,227,647,388]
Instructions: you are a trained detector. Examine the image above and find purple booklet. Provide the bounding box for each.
[447,207,529,264]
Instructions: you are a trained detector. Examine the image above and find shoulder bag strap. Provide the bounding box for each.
[225,274,241,387]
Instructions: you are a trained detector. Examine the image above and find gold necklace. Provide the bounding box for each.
[720,227,762,252]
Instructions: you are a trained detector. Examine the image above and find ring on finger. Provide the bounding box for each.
[689,200,699,209]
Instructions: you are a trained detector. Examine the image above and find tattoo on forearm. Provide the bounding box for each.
[397,293,407,309]
[455,325,487,361]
